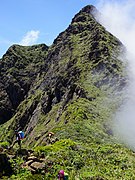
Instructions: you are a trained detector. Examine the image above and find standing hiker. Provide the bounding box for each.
[10,130,24,149]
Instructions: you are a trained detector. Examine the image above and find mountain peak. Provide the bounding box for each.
[71,5,98,24]
[80,5,96,14]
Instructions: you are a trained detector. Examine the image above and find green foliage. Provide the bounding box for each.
[8,157,32,180]
[10,157,24,174]
[33,141,135,179]
[34,139,76,156]
[9,170,31,180]
[0,141,9,148]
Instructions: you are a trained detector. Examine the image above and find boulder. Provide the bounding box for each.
[22,154,46,174]
[30,161,45,170]
[25,160,34,166]
[27,155,42,162]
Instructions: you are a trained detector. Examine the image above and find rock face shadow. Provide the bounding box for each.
[0,153,13,177]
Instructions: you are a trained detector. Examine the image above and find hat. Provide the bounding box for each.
[59,170,64,175]
[48,132,54,136]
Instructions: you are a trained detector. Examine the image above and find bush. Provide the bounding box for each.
[0,141,9,149]
[34,139,77,156]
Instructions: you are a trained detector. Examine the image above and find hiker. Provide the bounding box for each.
[48,131,54,138]
[10,130,24,149]
[46,132,55,144]
[58,170,68,180]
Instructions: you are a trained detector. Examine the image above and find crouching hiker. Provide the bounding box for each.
[58,170,68,180]
[9,130,24,149]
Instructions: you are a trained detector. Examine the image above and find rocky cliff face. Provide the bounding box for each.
[0,5,126,146]
[0,44,48,124]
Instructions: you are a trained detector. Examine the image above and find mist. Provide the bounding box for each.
[97,0,135,150]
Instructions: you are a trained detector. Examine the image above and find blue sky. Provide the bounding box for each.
[0,0,100,57]
[0,0,130,58]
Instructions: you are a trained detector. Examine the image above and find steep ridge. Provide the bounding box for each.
[0,5,133,180]
[0,4,126,148]
[6,5,126,144]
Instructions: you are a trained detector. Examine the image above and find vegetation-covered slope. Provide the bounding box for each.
[0,5,134,180]
[0,44,48,123]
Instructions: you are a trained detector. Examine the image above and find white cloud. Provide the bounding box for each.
[19,30,40,46]
[97,0,135,55]
[96,0,135,150]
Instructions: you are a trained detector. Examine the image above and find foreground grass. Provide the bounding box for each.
[2,139,134,180]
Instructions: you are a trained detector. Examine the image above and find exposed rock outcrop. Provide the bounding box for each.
[22,154,46,173]
[0,44,48,124]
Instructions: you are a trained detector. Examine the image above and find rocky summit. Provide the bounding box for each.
[0,5,134,180]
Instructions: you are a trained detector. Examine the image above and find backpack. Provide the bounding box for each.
[18,131,25,139]
[64,173,68,180]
